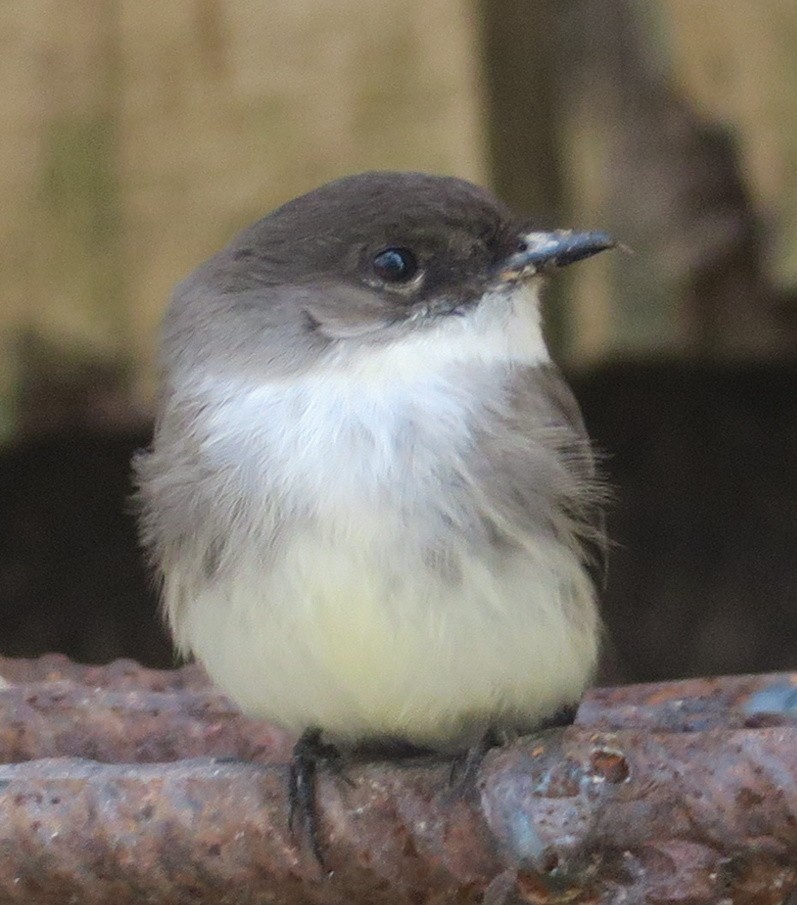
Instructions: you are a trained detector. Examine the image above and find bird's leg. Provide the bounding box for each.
[449,705,579,790]
[288,727,346,868]
[535,703,578,731]
[449,727,504,789]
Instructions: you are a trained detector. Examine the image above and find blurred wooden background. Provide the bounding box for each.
[1,0,488,436]
[1,0,796,440]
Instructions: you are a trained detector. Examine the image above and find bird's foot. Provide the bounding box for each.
[448,707,578,792]
[448,727,505,791]
[534,703,578,731]
[288,727,349,869]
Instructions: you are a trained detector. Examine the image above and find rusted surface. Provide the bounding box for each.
[482,727,797,904]
[0,656,796,904]
[0,681,292,765]
[0,653,210,690]
[578,671,797,731]
[0,756,500,905]
[0,651,290,766]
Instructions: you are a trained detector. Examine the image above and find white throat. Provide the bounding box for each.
[192,282,550,509]
[326,281,550,382]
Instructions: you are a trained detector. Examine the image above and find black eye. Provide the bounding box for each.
[372,247,418,283]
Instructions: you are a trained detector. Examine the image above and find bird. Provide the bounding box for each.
[135,171,613,862]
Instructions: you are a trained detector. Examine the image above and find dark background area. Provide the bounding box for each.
[2,359,795,684]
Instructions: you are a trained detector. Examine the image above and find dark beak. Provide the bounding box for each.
[499,230,616,280]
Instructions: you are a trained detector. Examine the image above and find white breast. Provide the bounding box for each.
[196,283,549,513]
[171,284,599,747]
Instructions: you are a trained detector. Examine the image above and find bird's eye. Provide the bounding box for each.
[372,247,418,283]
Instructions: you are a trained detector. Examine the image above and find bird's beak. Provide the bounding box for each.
[498,230,616,281]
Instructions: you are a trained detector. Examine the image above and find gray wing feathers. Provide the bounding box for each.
[468,364,607,564]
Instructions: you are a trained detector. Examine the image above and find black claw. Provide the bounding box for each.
[448,710,578,792]
[288,728,345,869]
[535,703,578,731]
[449,727,503,790]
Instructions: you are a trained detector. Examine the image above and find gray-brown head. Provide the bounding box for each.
[163,171,614,379]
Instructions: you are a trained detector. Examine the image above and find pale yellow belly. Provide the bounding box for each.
[179,531,598,749]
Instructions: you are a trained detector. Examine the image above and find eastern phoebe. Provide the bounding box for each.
[136,171,612,855]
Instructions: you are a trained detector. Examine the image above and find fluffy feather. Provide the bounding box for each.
[136,281,602,748]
